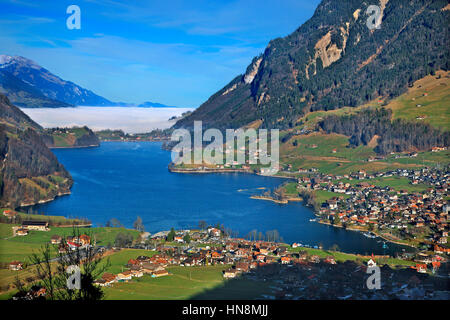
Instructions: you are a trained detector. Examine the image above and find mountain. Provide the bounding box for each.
[0,69,73,108]
[0,94,73,208]
[138,101,181,108]
[0,55,114,107]
[175,0,449,131]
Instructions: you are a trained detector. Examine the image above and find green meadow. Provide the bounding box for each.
[103,264,273,300]
[0,223,140,263]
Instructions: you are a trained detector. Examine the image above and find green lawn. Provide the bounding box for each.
[0,208,89,226]
[336,176,431,193]
[103,265,232,300]
[286,246,415,267]
[101,249,158,275]
[283,182,299,196]
[313,190,350,204]
[0,223,140,263]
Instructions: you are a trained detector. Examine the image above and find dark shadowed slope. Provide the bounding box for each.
[0,94,73,208]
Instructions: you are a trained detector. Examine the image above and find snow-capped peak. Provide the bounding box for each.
[0,55,14,66]
[0,55,41,69]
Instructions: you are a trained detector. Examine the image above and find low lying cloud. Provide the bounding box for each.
[21,106,194,133]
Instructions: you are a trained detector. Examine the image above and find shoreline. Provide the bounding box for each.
[18,190,72,208]
[316,220,417,249]
[168,164,419,251]
[250,195,303,204]
[49,144,100,149]
[99,139,169,143]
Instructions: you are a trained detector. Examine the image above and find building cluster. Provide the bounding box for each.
[297,167,449,256]
[234,256,449,300]
[93,232,449,300]
[11,220,49,236]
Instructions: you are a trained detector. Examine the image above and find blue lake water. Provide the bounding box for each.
[25,142,413,255]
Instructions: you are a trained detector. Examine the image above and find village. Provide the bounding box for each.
[2,164,449,300]
[89,225,449,300]
[2,210,449,300]
[290,167,449,253]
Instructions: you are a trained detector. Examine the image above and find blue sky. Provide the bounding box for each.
[0,0,320,107]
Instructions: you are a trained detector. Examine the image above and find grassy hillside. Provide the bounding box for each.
[384,70,450,130]
[277,71,450,176]
[44,126,100,148]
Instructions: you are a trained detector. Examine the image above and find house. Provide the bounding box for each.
[325,257,337,264]
[131,270,144,278]
[77,234,91,246]
[3,210,17,218]
[208,228,221,237]
[327,199,338,210]
[223,268,239,279]
[152,269,169,278]
[50,235,62,244]
[367,258,377,268]
[66,241,81,251]
[15,228,28,236]
[256,254,266,262]
[416,264,427,273]
[141,263,164,274]
[117,270,133,281]
[174,236,184,243]
[281,256,291,265]
[9,261,23,271]
[235,262,249,272]
[127,259,140,267]
[211,251,223,259]
[21,220,49,231]
[97,273,117,286]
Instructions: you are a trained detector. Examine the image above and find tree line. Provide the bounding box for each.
[318,107,450,154]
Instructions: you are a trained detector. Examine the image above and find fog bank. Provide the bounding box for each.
[20,106,194,133]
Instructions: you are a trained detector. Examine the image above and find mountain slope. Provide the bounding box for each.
[138,101,180,108]
[175,0,449,130]
[0,69,72,108]
[0,94,73,208]
[0,55,113,107]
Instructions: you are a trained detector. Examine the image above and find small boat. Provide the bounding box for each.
[309,218,316,222]
[363,232,377,239]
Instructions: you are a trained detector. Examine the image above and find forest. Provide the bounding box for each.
[318,107,450,154]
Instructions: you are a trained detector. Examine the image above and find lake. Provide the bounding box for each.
[25,141,413,255]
